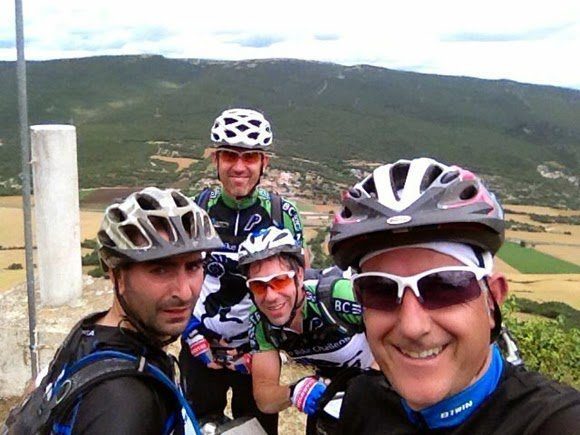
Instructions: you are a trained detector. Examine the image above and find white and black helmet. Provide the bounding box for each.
[98,187,222,270]
[329,157,505,270]
[238,226,304,270]
[210,108,273,150]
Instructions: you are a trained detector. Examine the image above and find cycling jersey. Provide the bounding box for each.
[249,279,374,374]
[337,361,580,434]
[192,186,304,349]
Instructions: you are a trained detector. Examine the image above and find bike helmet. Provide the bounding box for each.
[98,187,222,271]
[329,157,505,270]
[238,226,304,272]
[210,108,273,150]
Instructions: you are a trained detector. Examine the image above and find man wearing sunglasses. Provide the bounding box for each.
[328,157,579,434]
[179,108,304,434]
[237,226,374,434]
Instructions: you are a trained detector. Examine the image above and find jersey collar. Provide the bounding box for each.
[401,345,504,430]
[220,186,260,209]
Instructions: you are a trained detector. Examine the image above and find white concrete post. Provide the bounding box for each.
[30,125,82,305]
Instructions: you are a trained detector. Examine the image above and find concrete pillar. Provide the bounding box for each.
[30,125,82,305]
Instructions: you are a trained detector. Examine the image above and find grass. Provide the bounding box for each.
[497,241,580,274]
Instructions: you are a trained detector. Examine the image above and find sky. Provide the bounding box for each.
[2,0,580,90]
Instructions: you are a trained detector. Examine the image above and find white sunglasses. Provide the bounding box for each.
[351,265,489,311]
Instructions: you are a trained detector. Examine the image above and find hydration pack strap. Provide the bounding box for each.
[48,351,202,435]
[270,192,283,228]
[195,188,212,210]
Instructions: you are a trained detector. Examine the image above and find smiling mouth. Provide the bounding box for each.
[265,302,285,312]
[397,345,445,359]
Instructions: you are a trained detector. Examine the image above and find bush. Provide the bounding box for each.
[82,251,100,266]
[81,238,99,249]
[88,267,105,278]
[6,263,23,270]
[504,297,580,388]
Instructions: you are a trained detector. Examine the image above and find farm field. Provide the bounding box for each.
[0,197,578,312]
[0,197,102,292]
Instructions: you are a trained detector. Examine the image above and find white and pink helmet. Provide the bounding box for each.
[329,157,505,270]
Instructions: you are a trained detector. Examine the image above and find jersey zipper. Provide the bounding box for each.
[234,210,240,236]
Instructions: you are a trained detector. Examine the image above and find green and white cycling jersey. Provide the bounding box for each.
[249,278,374,371]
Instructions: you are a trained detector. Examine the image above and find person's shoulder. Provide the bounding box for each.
[491,365,580,434]
[73,376,171,433]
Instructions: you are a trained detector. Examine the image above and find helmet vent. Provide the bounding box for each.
[212,133,220,141]
[120,224,149,248]
[225,129,237,138]
[440,171,459,184]
[390,163,409,200]
[348,188,361,199]
[182,211,195,238]
[149,216,176,243]
[420,166,443,192]
[203,215,213,237]
[263,137,271,144]
[224,117,237,125]
[137,195,161,211]
[248,132,259,140]
[171,191,189,207]
[361,177,377,197]
[460,184,478,200]
[249,119,262,127]
[107,207,126,223]
[237,124,249,132]
[98,230,116,248]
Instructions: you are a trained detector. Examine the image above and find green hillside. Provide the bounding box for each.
[0,55,578,207]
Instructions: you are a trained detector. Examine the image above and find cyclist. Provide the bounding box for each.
[5,187,222,434]
[179,108,304,434]
[238,226,374,434]
[328,157,580,434]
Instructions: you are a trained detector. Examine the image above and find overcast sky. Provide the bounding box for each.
[2,0,579,90]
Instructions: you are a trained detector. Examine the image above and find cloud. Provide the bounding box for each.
[232,34,285,48]
[314,34,340,41]
[444,24,574,42]
[0,40,15,49]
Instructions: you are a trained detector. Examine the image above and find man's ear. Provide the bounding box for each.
[296,266,305,289]
[262,154,270,170]
[487,272,509,306]
[110,268,125,294]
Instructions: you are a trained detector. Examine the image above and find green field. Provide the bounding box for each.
[497,241,580,274]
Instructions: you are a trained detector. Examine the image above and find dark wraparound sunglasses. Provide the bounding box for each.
[351,266,489,311]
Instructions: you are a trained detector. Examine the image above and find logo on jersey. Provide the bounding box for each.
[282,202,303,234]
[206,261,226,278]
[334,298,362,315]
[244,214,263,232]
[440,401,473,419]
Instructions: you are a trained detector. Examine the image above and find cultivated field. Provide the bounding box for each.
[0,197,102,293]
[1,198,579,310]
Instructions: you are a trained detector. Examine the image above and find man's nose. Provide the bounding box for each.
[396,288,432,339]
[173,269,194,299]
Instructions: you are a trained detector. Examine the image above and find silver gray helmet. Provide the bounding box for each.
[210,108,273,150]
[329,158,505,270]
[98,187,222,270]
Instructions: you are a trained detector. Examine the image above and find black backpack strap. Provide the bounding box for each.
[195,188,212,211]
[316,268,363,336]
[270,192,283,228]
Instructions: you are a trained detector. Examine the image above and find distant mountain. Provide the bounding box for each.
[0,55,578,208]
